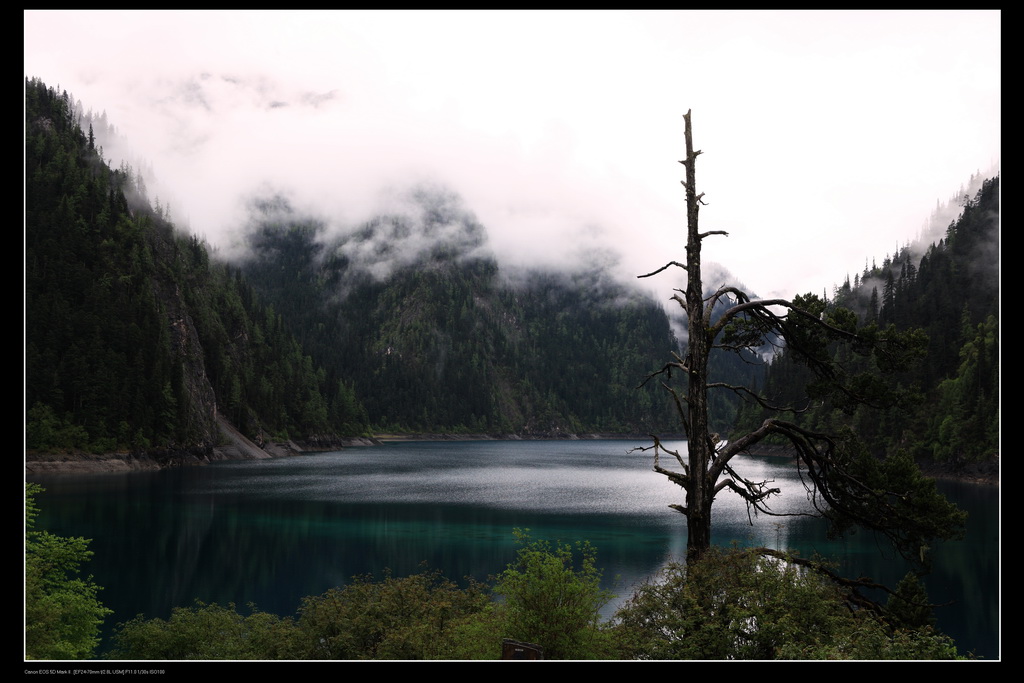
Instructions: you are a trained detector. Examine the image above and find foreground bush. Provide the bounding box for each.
[109,533,616,660]
[493,529,619,659]
[108,541,962,660]
[110,602,300,659]
[297,568,490,659]
[613,547,962,660]
[111,569,488,660]
[25,483,112,660]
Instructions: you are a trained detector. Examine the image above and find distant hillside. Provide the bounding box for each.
[236,192,703,435]
[736,175,999,468]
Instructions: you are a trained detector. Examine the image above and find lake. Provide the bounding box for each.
[29,439,999,658]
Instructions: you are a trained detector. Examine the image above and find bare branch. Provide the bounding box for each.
[710,296,864,344]
[655,464,689,489]
[634,434,688,473]
[662,382,690,438]
[710,298,792,332]
[637,261,687,279]
[705,381,814,414]
[698,230,728,239]
[636,360,687,389]
[658,436,687,471]
[717,459,781,513]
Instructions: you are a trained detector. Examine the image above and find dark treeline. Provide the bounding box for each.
[735,176,999,468]
[25,77,368,454]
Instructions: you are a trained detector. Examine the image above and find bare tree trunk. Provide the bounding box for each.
[680,110,712,562]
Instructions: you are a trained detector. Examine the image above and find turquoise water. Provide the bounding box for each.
[30,440,998,658]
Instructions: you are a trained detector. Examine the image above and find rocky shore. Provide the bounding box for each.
[25,414,383,477]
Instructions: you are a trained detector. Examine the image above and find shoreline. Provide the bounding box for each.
[24,432,669,476]
[372,432,662,443]
[25,434,998,486]
[25,430,383,477]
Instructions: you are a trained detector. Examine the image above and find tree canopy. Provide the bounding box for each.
[614,546,962,660]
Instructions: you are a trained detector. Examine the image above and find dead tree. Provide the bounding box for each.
[638,111,964,565]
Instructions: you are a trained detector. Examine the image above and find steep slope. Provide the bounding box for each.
[735,176,999,467]
[25,77,368,459]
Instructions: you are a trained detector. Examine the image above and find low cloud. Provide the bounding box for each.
[27,10,999,304]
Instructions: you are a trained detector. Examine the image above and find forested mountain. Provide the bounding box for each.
[236,193,698,435]
[25,77,368,456]
[735,176,999,467]
[26,76,762,455]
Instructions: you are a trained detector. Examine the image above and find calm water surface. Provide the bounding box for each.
[30,440,999,658]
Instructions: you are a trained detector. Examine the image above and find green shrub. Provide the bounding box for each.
[430,603,507,660]
[110,602,301,660]
[296,567,490,659]
[614,547,962,660]
[492,529,617,659]
[25,483,112,660]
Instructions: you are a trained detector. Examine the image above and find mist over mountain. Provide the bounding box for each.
[26,71,764,451]
[25,78,369,456]
[737,175,999,467]
[235,188,672,435]
[26,71,996,467]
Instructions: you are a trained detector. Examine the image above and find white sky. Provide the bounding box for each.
[24,10,1000,300]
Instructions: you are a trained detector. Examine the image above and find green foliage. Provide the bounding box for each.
[743,176,999,465]
[886,572,937,630]
[931,314,999,465]
[25,403,90,451]
[431,604,507,660]
[25,483,112,660]
[791,623,963,660]
[110,602,301,660]
[295,567,491,660]
[109,570,494,661]
[820,441,967,567]
[493,529,618,659]
[614,547,962,660]
[105,535,618,661]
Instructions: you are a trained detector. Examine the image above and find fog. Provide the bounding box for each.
[25,10,1000,300]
